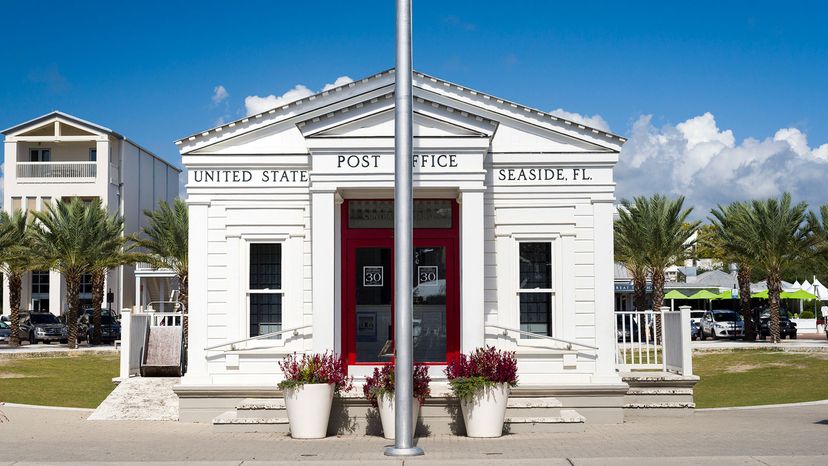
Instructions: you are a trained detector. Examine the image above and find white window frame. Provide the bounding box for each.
[29,148,51,162]
[515,240,556,338]
[244,239,285,345]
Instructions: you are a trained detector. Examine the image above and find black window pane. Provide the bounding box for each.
[520,293,551,336]
[249,243,281,290]
[519,243,551,289]
[249,293,282,338]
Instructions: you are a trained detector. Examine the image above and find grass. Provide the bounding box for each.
[0,353,118,408]
[693,350,828,408]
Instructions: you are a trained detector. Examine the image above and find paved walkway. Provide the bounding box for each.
[88,377,179,421]
[1,402,827,463]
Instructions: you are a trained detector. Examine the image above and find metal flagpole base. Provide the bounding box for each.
[384,446,424,457]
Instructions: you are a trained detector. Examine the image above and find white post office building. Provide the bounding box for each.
[176,70,631,427]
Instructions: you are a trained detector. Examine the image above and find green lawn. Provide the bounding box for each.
[0,353,118,408]
[693,350,828,408]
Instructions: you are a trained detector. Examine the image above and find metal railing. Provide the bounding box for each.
[486,324,599,351]
[17,161,97,178]
[204,324,312,352]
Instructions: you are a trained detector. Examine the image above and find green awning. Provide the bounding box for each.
[716,290,735,299]
[687,289,721,300]
[664,290,688,299]
[751,290,768,299]
[781,289,818,300]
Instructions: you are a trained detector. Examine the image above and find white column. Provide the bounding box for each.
[679,305,693,376]
[181,201,209,384]
[311,190,336,353]
[119,308,131,380]
[460,190,485,353]
[592,199,622,382]
[134,275,141,309]
[49,271,61,316]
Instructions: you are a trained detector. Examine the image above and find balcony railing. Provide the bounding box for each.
[17,161,97,179]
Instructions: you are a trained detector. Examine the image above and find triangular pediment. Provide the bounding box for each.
[4,111,110,138]
[302,108,492,139]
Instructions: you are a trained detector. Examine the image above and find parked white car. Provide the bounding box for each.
[699,310,745,339]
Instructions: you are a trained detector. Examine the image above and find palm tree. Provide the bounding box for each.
[619,195,698,313]
[709,202,756,340]
[31,198,104,349]
[615,207,649,311]
[736,194,811,343]
[86,205,135,345]
[134,199,188,344]
[0,210,37,347]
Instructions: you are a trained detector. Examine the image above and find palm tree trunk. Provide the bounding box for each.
[767,271,782,344]
[8,271,22,347]
[651,268,665,344]
[91,269,106,345]
[178,270,188,348]
[632,268,647,311]
[737,264,755,341]
[66,272,81,349]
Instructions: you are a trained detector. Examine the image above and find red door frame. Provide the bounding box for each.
[341,199,460,366]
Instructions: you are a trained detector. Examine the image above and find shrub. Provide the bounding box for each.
[444,346,518,401]
[362,363,431,408]
[277,352,353,394]
[800,311,815,319]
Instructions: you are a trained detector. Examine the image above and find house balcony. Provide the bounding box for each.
[16,161,97,181]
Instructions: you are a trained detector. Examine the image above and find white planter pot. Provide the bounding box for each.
[376,393,420,440]
[459,383,510,438]
[283,383,334,439]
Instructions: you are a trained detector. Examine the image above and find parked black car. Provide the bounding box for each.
[758,310,797,339]
[19,312,68,344]
[77,309,121,344]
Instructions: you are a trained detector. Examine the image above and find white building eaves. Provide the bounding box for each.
[176,68,627,154]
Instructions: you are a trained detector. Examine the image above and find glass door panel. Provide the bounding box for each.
[413,246,447,362]
[355,247,393,363]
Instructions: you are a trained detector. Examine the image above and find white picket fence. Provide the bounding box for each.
[615,305,693,376]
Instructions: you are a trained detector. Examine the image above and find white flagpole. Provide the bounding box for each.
[385,0,422,457]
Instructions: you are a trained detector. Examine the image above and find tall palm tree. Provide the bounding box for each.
[86,205,135,345]
[0,210,37,347]
[736,194,811,343]
[709,202,756,340]
[31,198,104,349]
[134,199,188,344]
[615,207,649,311]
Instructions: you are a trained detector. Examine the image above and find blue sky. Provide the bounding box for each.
[2,1,827,212]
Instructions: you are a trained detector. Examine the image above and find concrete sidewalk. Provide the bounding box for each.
[1,402,827,463]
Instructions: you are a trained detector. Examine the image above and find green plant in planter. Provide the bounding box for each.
[362,363,431,407]
[444,346,518,400]
[277,352,353,394]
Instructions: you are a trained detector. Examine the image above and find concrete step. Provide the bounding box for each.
[235,398,285,418]
[505,409,586,433]
[212,410,289,433]
[507,397,563,408]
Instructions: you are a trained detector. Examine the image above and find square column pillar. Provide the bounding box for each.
[181,201,209,384]
[592,199,622,383]
[460,189,485,353]
[311,190,336,353]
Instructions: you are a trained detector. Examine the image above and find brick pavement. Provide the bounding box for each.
[1,403,827,464]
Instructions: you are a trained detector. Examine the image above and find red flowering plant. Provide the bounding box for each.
[277,352,353,394]
[444,346,518,400]
[362,363,431,407]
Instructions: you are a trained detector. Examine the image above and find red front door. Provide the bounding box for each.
[341,200,459,366]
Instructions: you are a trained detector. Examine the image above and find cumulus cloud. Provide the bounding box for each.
[551,108,612,133]
[616,112,828,216]
[211,85,229,104]
[244,76,353,115]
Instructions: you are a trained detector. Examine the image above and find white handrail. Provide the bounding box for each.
[486,324,598,351]
[204,324,311,351]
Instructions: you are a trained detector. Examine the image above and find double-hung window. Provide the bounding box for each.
[248,243,283,339]
[518,242,553,336]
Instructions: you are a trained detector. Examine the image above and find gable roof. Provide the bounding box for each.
[175,68,626,151]
[2,110,118,137]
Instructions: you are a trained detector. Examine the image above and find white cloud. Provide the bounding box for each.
[211,85,229,105]
[550,108,611,132]
[244,76,353,116]
[616,112,828,216]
